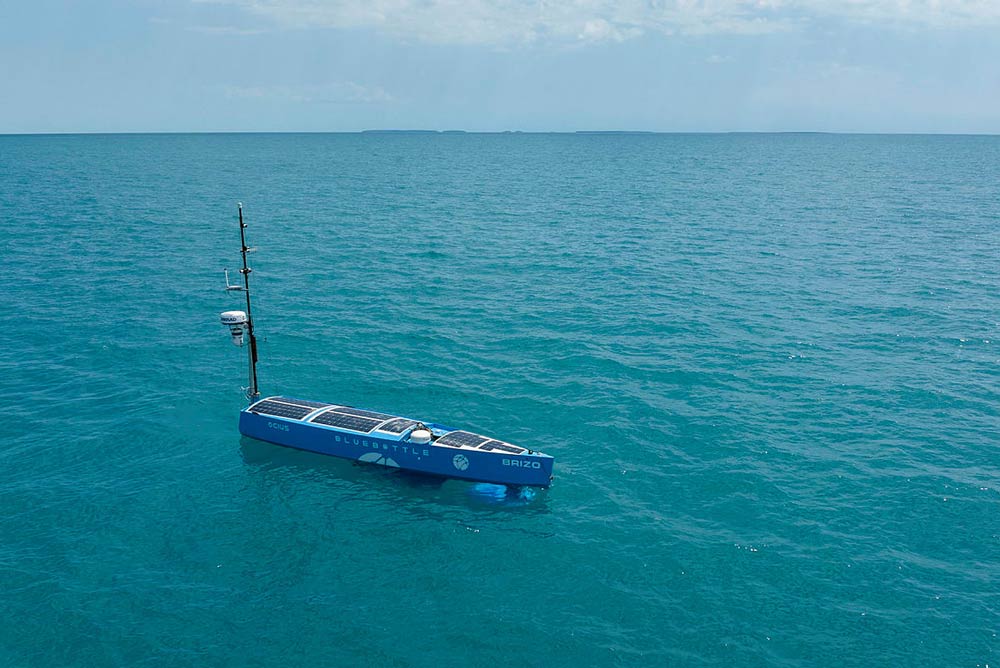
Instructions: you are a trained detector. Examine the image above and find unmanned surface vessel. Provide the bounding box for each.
[220,205,554,487]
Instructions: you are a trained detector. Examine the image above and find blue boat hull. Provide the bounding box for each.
[239,411,554,487]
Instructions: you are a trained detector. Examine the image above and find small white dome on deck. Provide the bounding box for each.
[409,429,432,444]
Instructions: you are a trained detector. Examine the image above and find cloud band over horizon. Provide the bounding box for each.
[197,0,1000,46]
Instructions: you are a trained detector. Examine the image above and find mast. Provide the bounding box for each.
[238,203,260,401]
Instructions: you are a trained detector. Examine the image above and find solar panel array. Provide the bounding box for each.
[248,399,531,454]
[436,431,490,448]
[274,397,333,409]
[479,440,526,455]
[310,411,383,433]
[334,406,394,420]
[377,418,419,434]
[249,401,313,420]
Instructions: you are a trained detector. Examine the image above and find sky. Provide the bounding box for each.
[1,0,999,133]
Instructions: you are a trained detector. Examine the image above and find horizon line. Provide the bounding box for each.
[2,129,1000,137]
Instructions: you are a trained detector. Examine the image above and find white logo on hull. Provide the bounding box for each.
[503,458,542,469]
[452,454,469,471]
[359,452,400,468]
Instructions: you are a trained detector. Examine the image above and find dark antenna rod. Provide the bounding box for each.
[238,203,260,401]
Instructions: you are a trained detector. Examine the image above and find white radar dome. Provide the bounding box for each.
[409,429,432,444]
[220,310,248,346]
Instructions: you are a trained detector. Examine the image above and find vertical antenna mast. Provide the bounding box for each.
[238,203,260,401]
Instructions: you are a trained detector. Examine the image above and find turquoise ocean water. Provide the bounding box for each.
[1,133,997,667]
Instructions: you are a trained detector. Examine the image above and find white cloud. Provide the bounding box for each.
[578,18,640,43]
[196,0,795,45]
[196,0,1000,46]
[222,82,394,104]
[797,0,1000,28]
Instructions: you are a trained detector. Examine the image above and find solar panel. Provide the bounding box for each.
[250,401,313,420]
[436,431,490,448]
[480,440,525,454]
[274,397,333,409]
[310,411,382,433]
[334,407,395,420]
[377,418,419,434]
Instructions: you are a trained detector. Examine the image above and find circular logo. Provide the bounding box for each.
[452,454,470,471]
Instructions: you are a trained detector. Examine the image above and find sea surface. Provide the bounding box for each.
[0,133,997,667]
